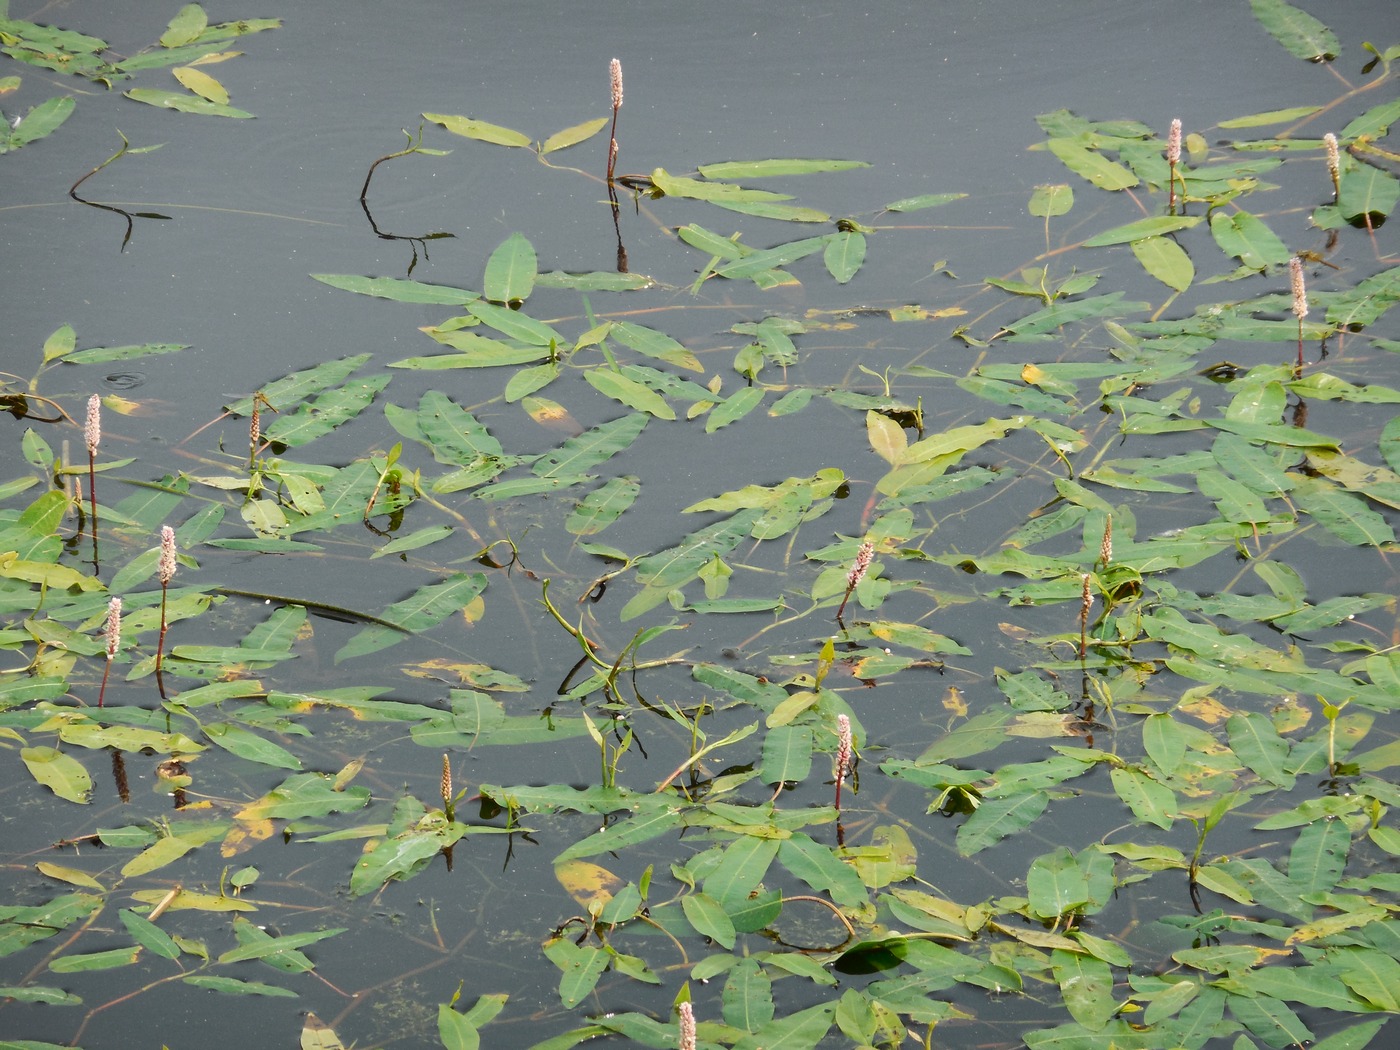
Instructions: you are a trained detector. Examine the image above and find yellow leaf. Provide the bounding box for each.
[36,861,105,890]
[1021,363,1046,385]
[522,396,580,433]
[301,1012,347,1050]
[189,51,243,66]
[221,818,275,857]
[866,410,908,467]
[942,687,968,717]
[554,860,623,910]
[173,66,229,105]
[130,888,257,912]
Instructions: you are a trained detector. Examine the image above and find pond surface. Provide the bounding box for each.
[2,1,1399,1048]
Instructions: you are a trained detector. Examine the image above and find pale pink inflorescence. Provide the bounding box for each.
[84,395,101,457]
[846,541,874,592]
[836,714,853,784]
[678,1002,696,1050]
[1166,118,1182,166]
[610,58,623,112]
[1324,132,1340,185]
[1290,257,1308,321]
[158,525,178,585]
[1099,517,1113,568]
[1080,573,1094,618]
[104,597,121,659]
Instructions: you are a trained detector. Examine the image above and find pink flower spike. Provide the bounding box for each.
[1166,119,1182,166]
[84,395,101,457]
[678,1002,696,1050]
[158,525,178,585]
[104,597,121,660]
[609,58,623,111]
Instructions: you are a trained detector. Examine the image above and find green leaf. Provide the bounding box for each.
[706,387,765,433]
[119,908,181,960]
[124,88,253,118]
[424,112,531,147]
[1083,215,1201,246]
[1109,766,1176,829]
[543,938,609,1008]
[609,321,702,371]
[883,192,968,212]
[761,725,813,786]
[20,746,90,803]
[567,476,640,536]
[540,117,609,154]
[1337,166,1399,222]
[159,4,207,47]
[681,891,737,949]
[716,236,829,279]
[1293,476,1396,546]
[310,274,478,305]
[1288,817,1350,896]
[698,158,870,178]
[204,723,303,771]
[336,573,487,661]
[533,413,647,478]
[1052,950,1117,1030]
[466,300,560,346]
[483,232,537,304]
[1131,236,1194,292]
[218,926,346,963]
[1046,138,1138,190]
[225,354,372,417]
[1227,711,1293,787]
[777,833,867,908]
[5,95,74,150]
[1249,0,1340,60]
[824,231,866,283]
[1029,184,1073,217]
[1209,210,1291,270]
[181,975,298,997]
[584,369,676,420]
[957,790,1050,855]
[48,947,140,972]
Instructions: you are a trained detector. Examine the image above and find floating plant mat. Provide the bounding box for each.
[3,2,1400,1049]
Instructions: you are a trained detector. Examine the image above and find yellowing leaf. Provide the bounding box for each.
[173,66,229,105]
[942,687,969,717]
[866,411,908,466]
[221,819,276,857]
[554,860,623,910]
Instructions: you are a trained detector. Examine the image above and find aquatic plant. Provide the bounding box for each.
[0,1,1398,1049]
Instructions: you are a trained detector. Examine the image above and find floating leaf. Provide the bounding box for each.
[824,231,866,284]
[483,233,537,304]
[1249,0,1340,61]
[584,369,676,420]
[124,87,252,117]
[310,274,478,305]
[1082,215,1201,247]
[1028,184,1073,217]
[20,746,90,804]
[540,116,608,154]
[698,158,870,178]
[567,476,640,536]
[883,193,968,212]
[1046,139,1138,190]
[423,112,531,147]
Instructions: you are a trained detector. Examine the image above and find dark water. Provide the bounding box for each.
[3,1,1398,1048]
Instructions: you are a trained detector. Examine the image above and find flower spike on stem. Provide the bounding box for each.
[156,525,177,678]
[606,58,623,185]
[1290,255,1308,369]
[836,541,874,622]
[84,394,101,568]
[1323,132,1340,200]
[677,1001,696,1050]
[1079,573,1094,659]
[1166,118,1183,212]
[834,714,853,812]
[97,596,120,708]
